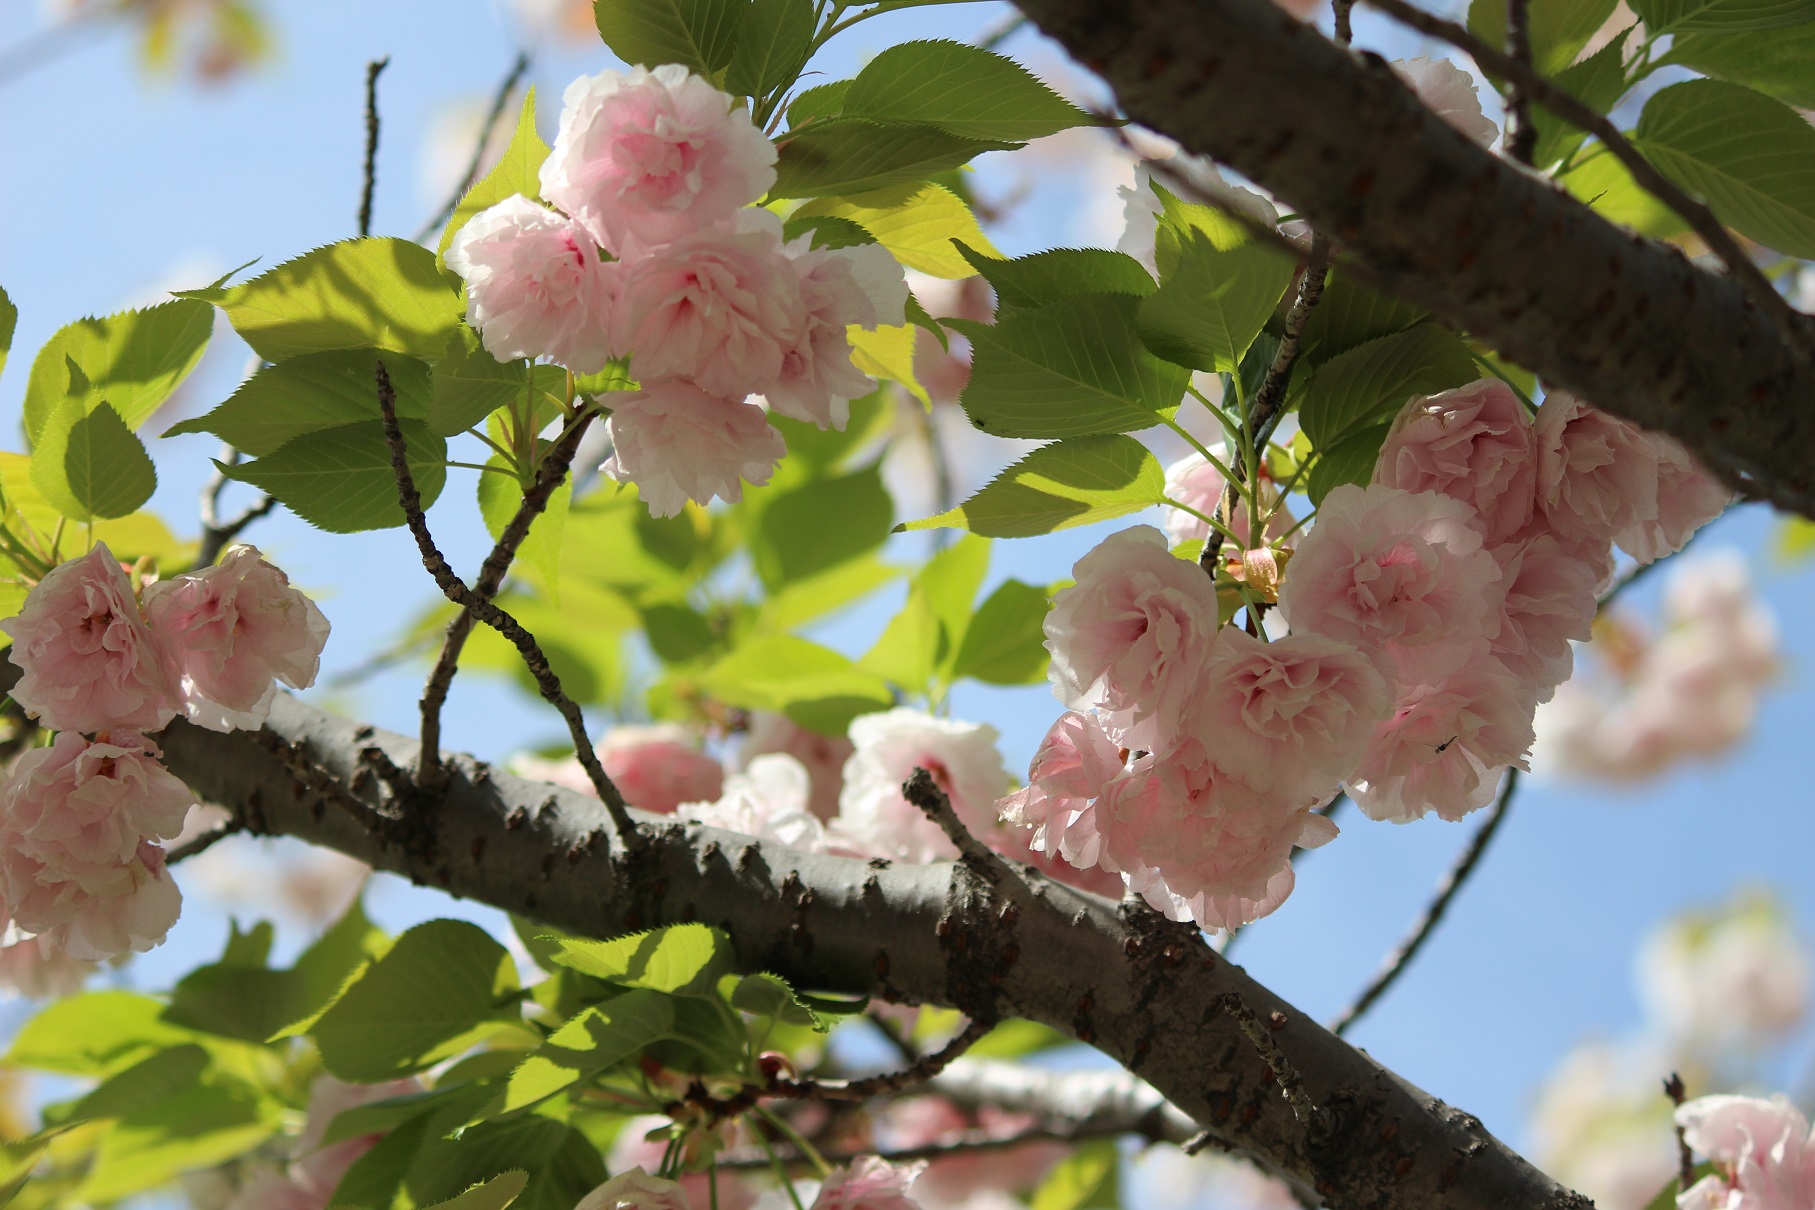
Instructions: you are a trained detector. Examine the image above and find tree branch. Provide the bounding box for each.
[414,51,533,243]
[1502,0,1538,167]
[194,445,278,571]
[359,57,390,238]
[773,1015,993,1102]
[1009,0,1815,518]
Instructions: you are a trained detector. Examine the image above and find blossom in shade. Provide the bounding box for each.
[1274,484,1502,685]
[1676,1095,1815,1210]
[610,208,805,398]
[1533,390,1660,550]
[1617,434,1731,565]
[603,381,788,517]
[576,1168,696,1210]
[811,1156,927,1210]
[1372,378,1537,545]
[144,544,330,733]
[444,194,618,373]
[2,543,178,734]
[1390,57,1500,147]
[740,712,852,823]
[280,1076,422,1207]
[596,723,724,815]
[765,240,909,430]
[1488,533,1600,698]
[1192,628,1390,806]
[1045,525,1220,750]
[677,754,828,852]
[833,709,1009,864]
[1346,658,1536,823]
[539,63,777,254]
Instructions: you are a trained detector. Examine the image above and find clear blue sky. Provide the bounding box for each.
[2,0,1811,1193]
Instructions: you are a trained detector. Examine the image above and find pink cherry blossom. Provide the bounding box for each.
[144,544,330,733]
[676,753,829,852]
[1161,449,1296,548]
[875,1099,1066,1203]
[0,930,94,999]
[1274,484,1503,685]
[2,839,182,961]
[741,711,852,822]
[1192,628,1390,805]
[1533,390,1662,550]
[610,209,805,398]
[1488,533,1600,698]
[765,240,909,430]
[996,710,1126,867]
[1346,658,1536,823]
[284,1076,421,1205]
[576,1167,696,1210]
[2,542,179,734]
[606,1117,753,1210]
[811,1156,927,1210]
[602,380,787,517]
[596,723,724,815]
[444,194,618,374]
[1617,434,1731,565]
[1045,525,1220,750]
[1391,58,1500,147]
[539,63,777,255]
[832,709,1008,864]
[1676,1094,1815,1210]
[1372,378,1537,545]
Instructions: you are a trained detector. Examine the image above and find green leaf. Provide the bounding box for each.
[796,182,998,278]
[958,293,1188,439]
[223,418,447,533]
[956,244,1155,314]
[1467,0,1618,74]
[422,1171,531,1210]
[1629,0,1815,32]
[1529,39,1633,171]
[725,0,814,100]
[730,972,826,1031]
[593,0,748,74]
[478,456,571,601]
[1297,272,1427,366]
[1295,322,1481,449]
[8,994,194,1076]
[1634,78,1815,256]
[1030,1140,1119,1210]
[772,119,1019,198]
[165,348,433,456]
[1664,23,1815,107]
[21,298,212,440]
[952,578,1051,684]
[180,237,463,362]
[504,989,678,1110]
[31,399,157,522]
[71,1046,212,1123]
[1137,228,1295,372]
[840,40,1095,140]
[903,435,1165,537]
[700,634,892,734]
[1307,422,1393,506]
[1560,144,1692,239]
[310,919,521,1081]
[439,88,551,268]
[77,1078,281,1203]
[788,80,850,126]
[409,1119,604,1210]
[0,284,16,383]
[542,923,733,995]
[758,552,901,631]
[752,464,893,590]
[860,533,989,693]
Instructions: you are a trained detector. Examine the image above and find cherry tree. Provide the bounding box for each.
[0,0,1813,1207]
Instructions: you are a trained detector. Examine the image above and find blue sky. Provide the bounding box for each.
[2,0,1812,1193]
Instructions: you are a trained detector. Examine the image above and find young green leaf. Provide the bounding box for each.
[1634,78,1815,256]
[796,181,999,278]
[951,578,1052,685]
[901,435,1165,537]
[958,293,1189,439]
[31,399,157,522]
[178,238,463,362]
[772,119,1019,198]
[1527,39,1634,171]
[858,533,988,693]
[1628,0,1815,33]
[21,298,212,441]
[1136,228,1295,373]
[223,419,448,534]
[751,464,893,590]
[1663,22,1815,107]
[1467,0,1618,75]
[76,1077,282,1203]
[439,88,551,269]
[839,40,1096,141]
[477,456,571,602]
[541,923,733,995]
[503,989,679,1110]
[593,0,749,76]
[164,348,434,456]
[1295,322,1480,450]
[787,79,850,126]
[1307,422,1394,505]
[730,972,827,1030]
[700,634,892,734]
[0,284,16,382]
[724,0,814,101]
[420,1170,531,1210]
[8,992,198,1077]
[1030,1139,1119,1210]
[433,332,535,440]
[955,244,1155,313]
[1559,145,1694,240]
[1297,273,1427,366]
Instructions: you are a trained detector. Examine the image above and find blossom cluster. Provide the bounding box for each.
[576,1157,927,1210]
[447,64,908,517]
[1676,1094,1815,1210]
[0,543,328,960]
[1006,380,1729,931]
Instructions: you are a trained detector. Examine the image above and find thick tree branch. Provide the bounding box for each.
[1010,0,1815,517]
[155,694,1592,1210]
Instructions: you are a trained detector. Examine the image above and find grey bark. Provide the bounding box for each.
[1010,0,1815,517]
[156,695,1592,1210]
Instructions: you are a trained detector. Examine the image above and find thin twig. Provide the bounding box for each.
[193,444,278,570]
[1329,769,1520,1036]
[1333,0,1355,45]
[904,767,1019,884]
[1221,993,1320,1127]
[1665,1072,1696,1191]
[358,57,391,237]
[417,412,594,788]
[866,1013,922,1065]
[715,1118,1160,1171]
[373,359,640,845]
[414,51,533,243]
[772,1016,993,1102]
[1503,0,1538,166]
[166,820,245,866]
[1360,0,1811,361]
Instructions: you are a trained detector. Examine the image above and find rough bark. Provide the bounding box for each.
[1010,0,1815,517]
[156,695,1591,1210]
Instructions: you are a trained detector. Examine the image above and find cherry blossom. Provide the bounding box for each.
[576,1168,696,1210]
[1161,448,1295,548]
[1533,390,1660,551]
[0,928,94,999]
[602,380,788,517]
[1638,896,1810,1051]
[812,1156,927,1210]
[1676,1095,1815,1210]
[996,709,1126,870]
[540,63,776,254]
[833,709,1009,864]
[597,723,724,814]
[1617,433,1732,565]
[740,711,853,823]
[676,753,829,852]
[765,240,908,430]
[1372,378,1537,545]
[1390,58,1500,147]
[1488,533,1600,698]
